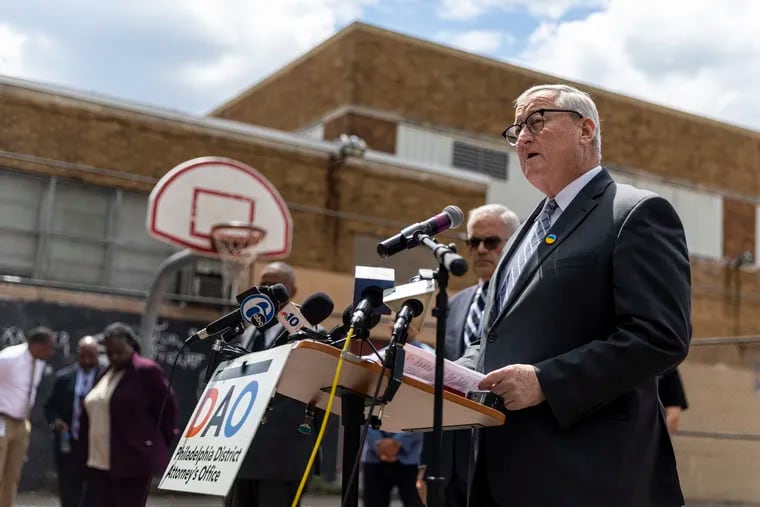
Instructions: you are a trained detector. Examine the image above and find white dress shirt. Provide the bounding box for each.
[0,343,46,420]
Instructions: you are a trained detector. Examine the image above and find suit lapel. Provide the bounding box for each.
[491,169,614,327]
[449,286,476,359]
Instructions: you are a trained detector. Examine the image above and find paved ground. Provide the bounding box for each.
[16,491,760,506]
[16,491,404,506]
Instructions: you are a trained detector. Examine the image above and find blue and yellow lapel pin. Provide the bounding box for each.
[545,234,557,245]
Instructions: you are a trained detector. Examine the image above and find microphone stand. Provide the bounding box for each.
[203,325,245,385]
[416,234,467,507]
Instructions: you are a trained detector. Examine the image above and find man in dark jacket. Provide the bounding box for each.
[44,336,100,507]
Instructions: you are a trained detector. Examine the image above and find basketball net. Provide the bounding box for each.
[211,222,266,301]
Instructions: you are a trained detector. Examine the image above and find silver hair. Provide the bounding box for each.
[467,204,520,237]
[514,84,602,158]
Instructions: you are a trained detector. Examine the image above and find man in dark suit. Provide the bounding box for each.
[44,335,100,507]
[459,84,691,507]
[226,262,320,507]
[418,204,518,507]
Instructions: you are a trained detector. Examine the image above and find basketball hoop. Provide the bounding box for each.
[211,222,267,300]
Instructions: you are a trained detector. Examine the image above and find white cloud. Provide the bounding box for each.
[515,0,760,130]
[0,0,376,113]
[437,29,506,54]
[0,24,27,75]
[0,23,56,78]
[437,0,607,21]
[160,0,379,101]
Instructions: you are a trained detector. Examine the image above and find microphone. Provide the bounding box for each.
[238,284,289,328]
[377,205,464,258]
[389,299,424,344]
[380,298,425,403]
[277,293,334,333]
[185,284,289,344]
[350,287,384,328]
[327,304,354,341]
[272,292,335,347]
[349,266,395,330]
[328,304,382,345]
[382,278,436,335]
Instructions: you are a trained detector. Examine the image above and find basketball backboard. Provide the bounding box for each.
[147,157,292,259]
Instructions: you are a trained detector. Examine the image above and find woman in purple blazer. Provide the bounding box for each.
[81,323,178,507]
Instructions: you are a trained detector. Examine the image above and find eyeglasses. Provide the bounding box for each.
[501,108,582,146]
[465,236,504,250]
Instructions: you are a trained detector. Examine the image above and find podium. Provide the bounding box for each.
[279,340,505,431]
[160,340,505,504]
[279,340,504,506]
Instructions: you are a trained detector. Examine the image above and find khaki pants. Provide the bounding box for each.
[0,415,30,507]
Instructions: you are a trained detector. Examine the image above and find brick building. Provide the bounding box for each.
[1,21,759,502]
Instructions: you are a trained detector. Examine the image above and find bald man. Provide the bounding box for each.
[45,336,101,507]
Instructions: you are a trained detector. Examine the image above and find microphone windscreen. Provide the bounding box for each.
[267,283,290,304]
[301,292,334,326]
[443,205,464,229]
[341,304,353,326]
[353,266,395,315]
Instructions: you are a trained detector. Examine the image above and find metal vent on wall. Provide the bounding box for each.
[452,141,508,180]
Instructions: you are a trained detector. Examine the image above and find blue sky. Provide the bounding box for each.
[0,0,757,131]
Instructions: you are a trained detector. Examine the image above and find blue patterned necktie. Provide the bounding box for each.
[498,199,558,310]
[463,281,488,347]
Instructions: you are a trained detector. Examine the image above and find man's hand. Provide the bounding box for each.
[375,438,401,462]
[52,419,69,432]
[478,364,545,410]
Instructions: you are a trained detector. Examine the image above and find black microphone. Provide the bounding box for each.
[350,286,385,328]
[271,292,335,347]
[389,299,424,345]
[326,305,353,342]
[301,292,335,326]
[377,205,464,258]
[185,284,290,344]
[329,305,382,345]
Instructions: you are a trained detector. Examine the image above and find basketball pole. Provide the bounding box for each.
[140,249,199,357]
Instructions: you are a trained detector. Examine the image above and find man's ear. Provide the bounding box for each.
[579,117,596,147]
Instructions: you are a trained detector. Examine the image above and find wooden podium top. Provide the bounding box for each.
[274,340,506,433]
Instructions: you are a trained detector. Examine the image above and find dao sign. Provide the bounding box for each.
[160,345,292,496]
[185,380,259,438]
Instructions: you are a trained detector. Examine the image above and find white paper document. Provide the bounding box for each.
[364,344,484,396]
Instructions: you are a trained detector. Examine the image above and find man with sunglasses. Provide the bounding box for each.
[458,84,691,507]
[418,204,518,507]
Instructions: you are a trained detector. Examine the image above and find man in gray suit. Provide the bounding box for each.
[418,204,518,507]
[226,262,318,507]
[459,84,691,507]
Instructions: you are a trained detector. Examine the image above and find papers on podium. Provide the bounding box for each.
[365,344,484,397]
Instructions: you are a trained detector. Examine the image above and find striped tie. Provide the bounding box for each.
[464,282,488,347]
[498,199,558,310]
